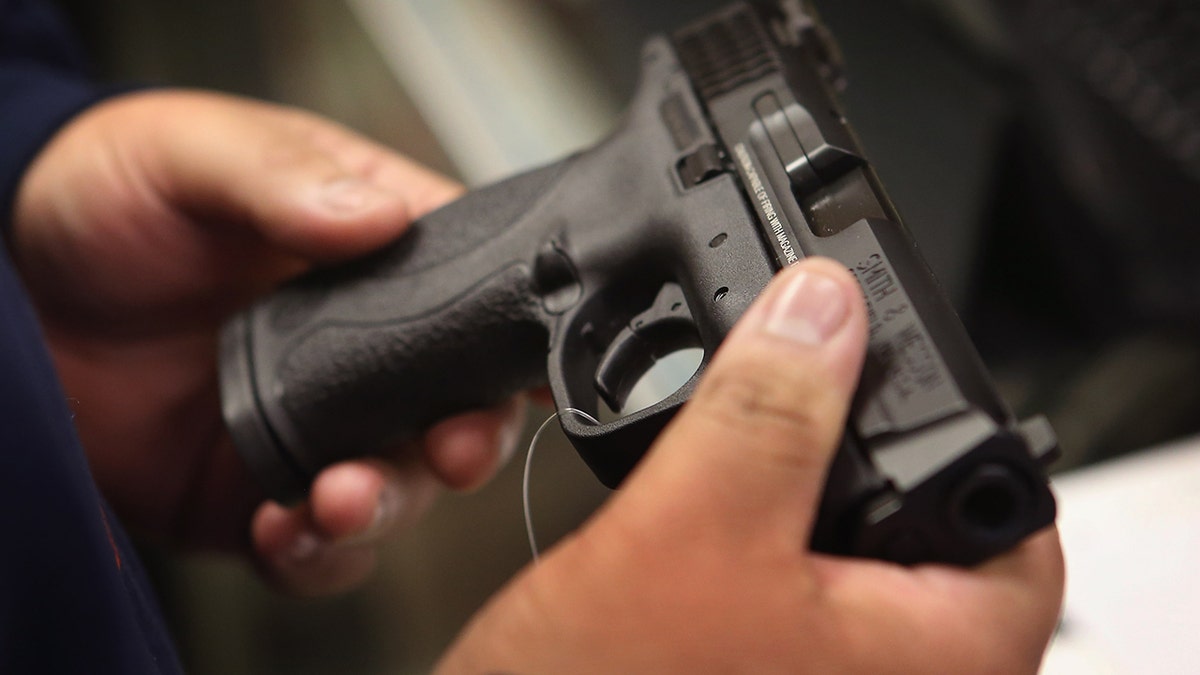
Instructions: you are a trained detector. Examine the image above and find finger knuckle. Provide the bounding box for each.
[693,353,832,452]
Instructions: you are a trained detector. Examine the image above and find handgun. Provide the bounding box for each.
[219,0,1057,566]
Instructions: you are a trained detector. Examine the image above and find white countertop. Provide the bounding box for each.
[1042,434,1200,674]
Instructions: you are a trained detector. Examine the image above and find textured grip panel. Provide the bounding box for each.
[276,267,547,461]
[222,162,568,499]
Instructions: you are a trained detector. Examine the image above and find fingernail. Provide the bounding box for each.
[764,269,849,345]
[341,482,405,546]
[286,530,323,563]
[495,405,526,466]
[317,176,390,214]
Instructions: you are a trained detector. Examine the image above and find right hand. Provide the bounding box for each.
[436,257,1065,674]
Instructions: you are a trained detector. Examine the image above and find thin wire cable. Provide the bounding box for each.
[523,407,600,563]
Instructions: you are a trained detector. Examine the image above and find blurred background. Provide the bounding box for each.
[48,0,1200,672]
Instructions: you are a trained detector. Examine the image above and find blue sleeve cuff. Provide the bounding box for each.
[0,63,108,235]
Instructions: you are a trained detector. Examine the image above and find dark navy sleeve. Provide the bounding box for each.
[0,1,184,672]
[0,242,184,674]
[0,0,110,234]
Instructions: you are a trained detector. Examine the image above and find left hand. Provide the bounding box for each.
[11,89,525,596]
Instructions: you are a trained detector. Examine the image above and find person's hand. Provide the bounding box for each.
[11,90,526,596]
[437,258,1065,673]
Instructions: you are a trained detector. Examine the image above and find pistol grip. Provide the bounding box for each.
[220,161,571,501]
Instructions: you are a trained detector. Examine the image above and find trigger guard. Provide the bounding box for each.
[561,380,698,488]
[594,283,700,412]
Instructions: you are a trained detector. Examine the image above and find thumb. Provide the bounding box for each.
[617,257,868,550]
[131,90,460,262]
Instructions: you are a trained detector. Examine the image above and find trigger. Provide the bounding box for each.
[595,283,700,413]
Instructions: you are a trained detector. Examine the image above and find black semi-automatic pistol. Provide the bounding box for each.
[220,0,1058,566]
